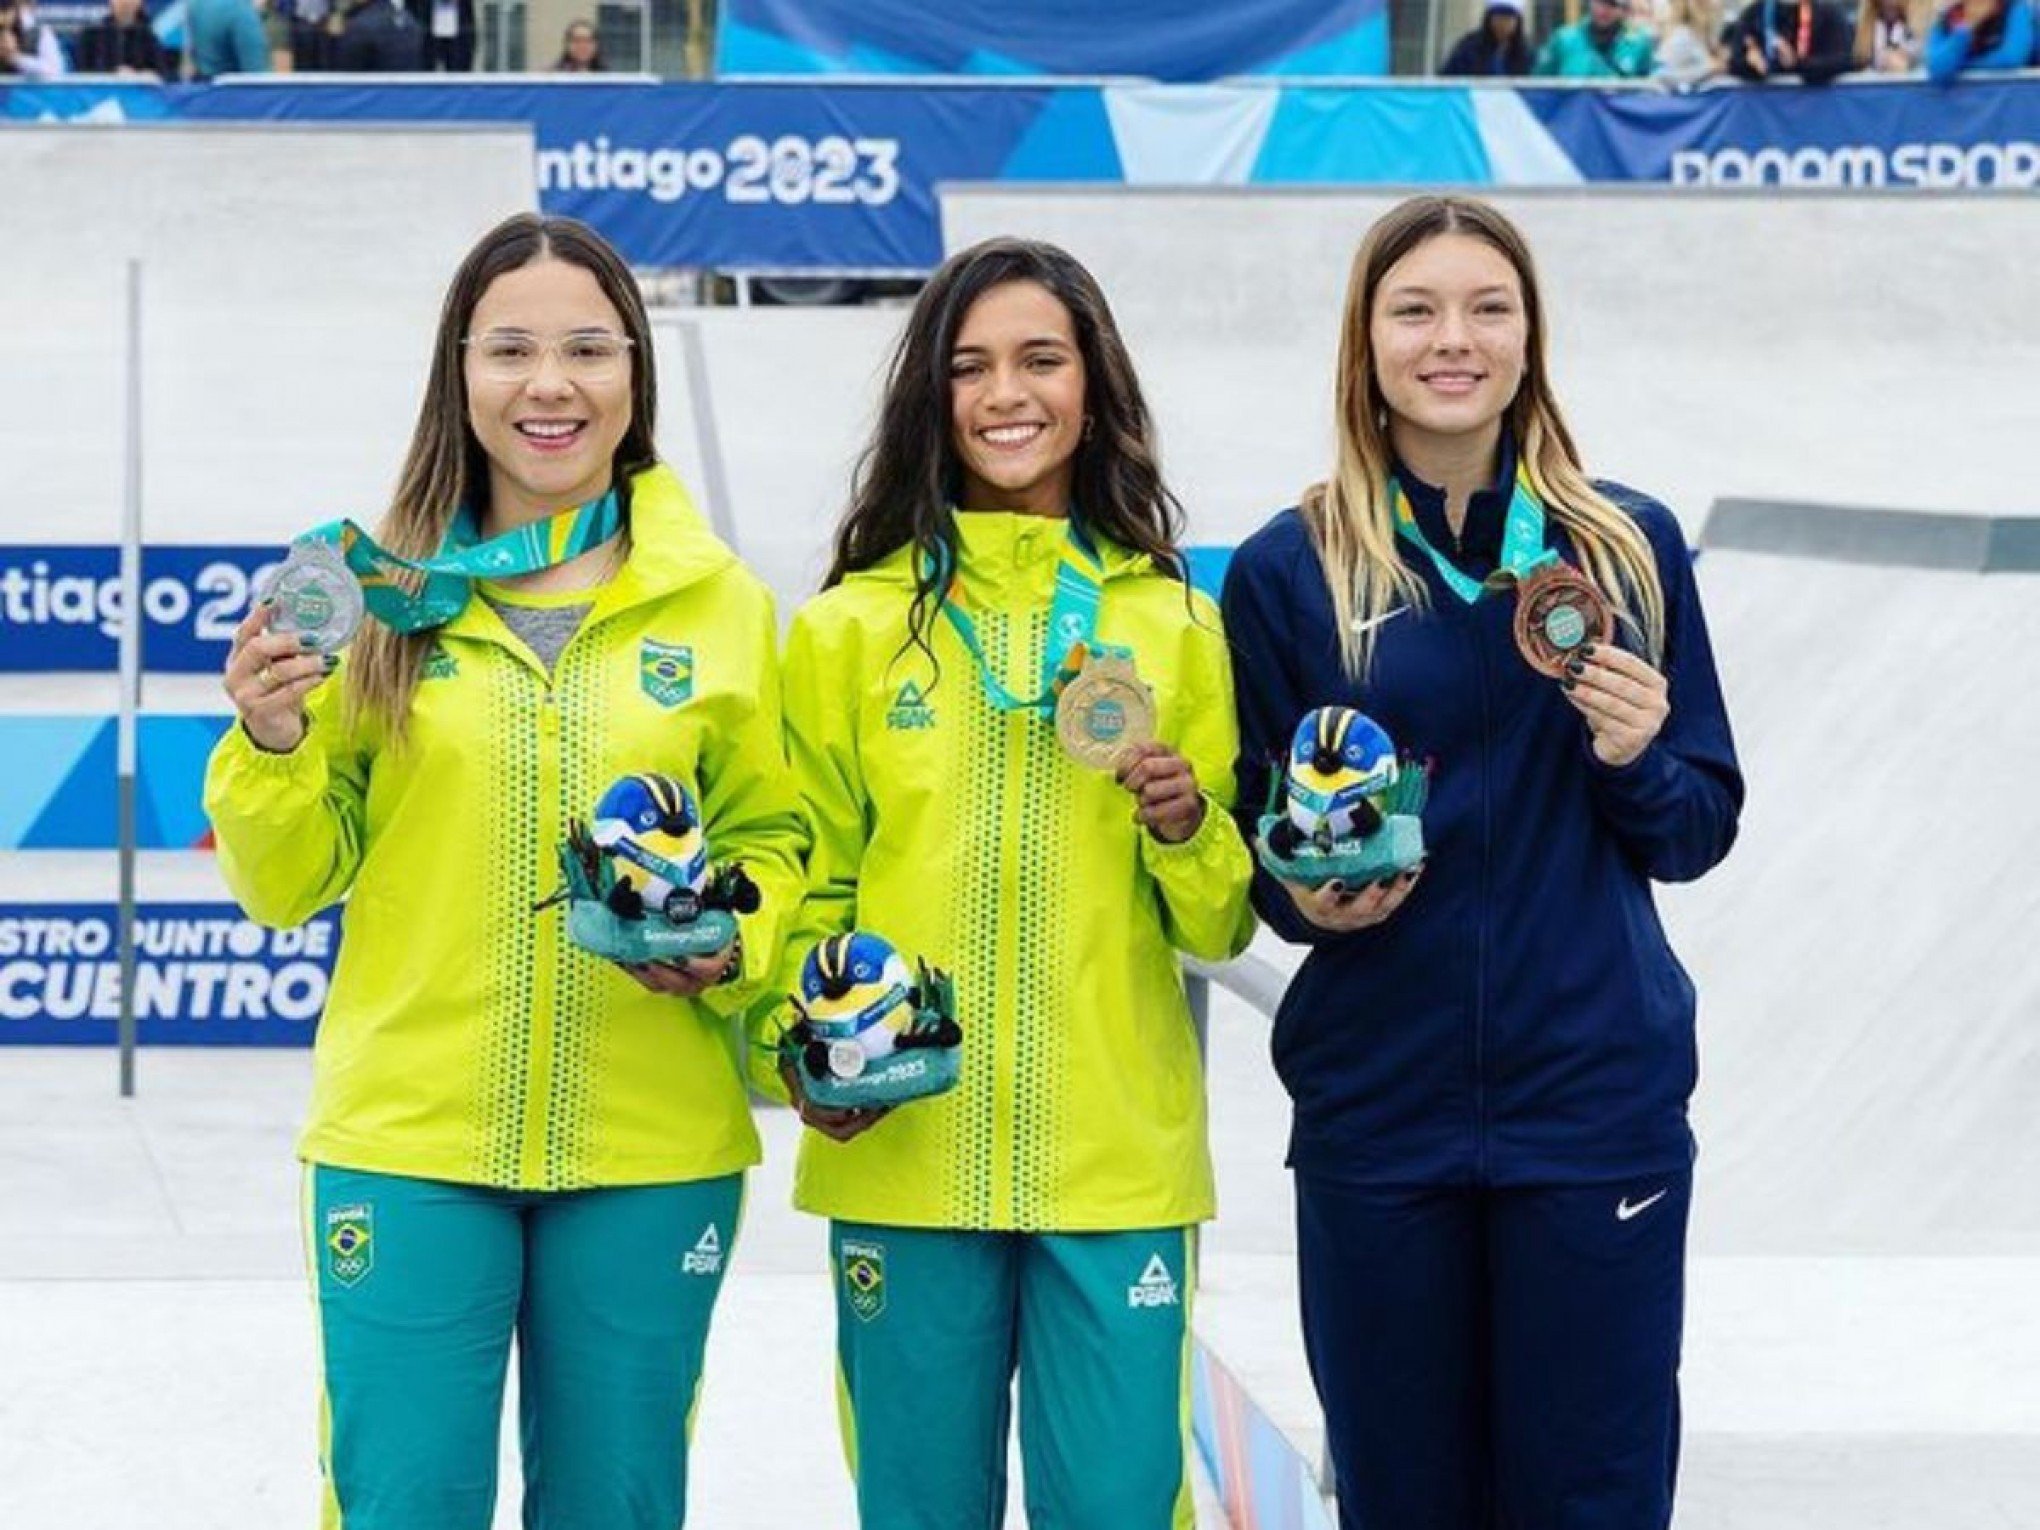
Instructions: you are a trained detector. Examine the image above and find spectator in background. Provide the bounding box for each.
[1855,0,1927,68]
[188,0,270,75]
[334,0,422,69]
[404,0,473,71]
[286,0,338,70]
[1534,0,1655,75]
[76,0,173,73]
[1925,0,2034,77]
[553,16,602,70]
[1725,0,1854,81]
[2,0,69,77]
[1654,0,1724,81]
[1440,0,1536,75]
[260,0,293,70]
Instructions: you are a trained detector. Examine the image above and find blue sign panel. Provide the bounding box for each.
[0,545,281,673]
[177,80,1120,270]
[0,902,339,1046]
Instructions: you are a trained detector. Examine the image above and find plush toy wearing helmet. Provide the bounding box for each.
[536,773,760,963]
[1257,707,1429,888]
[782,932,961,1110]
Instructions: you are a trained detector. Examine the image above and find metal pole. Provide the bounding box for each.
[117,259,144,1098]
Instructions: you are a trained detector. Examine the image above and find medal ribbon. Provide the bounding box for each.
[931,519,1124,715]
[1389,469,1557,607]
[298,489,623,634]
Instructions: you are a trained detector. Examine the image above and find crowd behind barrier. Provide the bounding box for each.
[8,0,2040,83]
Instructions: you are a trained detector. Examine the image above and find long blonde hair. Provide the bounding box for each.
[343,214,658,742]
[1306,195,1665,679]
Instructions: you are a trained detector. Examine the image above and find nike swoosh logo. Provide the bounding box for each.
[1616,1190,1669,1222]
[1348,605,1410,637]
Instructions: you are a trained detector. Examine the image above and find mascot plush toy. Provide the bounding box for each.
[1257,706,1428,889]
[537,773,759,963]
[780,932,961,1110]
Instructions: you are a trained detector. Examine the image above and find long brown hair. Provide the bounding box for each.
[1308,195,1665,678]
[825,237,1186,677]
[344,213,658,740]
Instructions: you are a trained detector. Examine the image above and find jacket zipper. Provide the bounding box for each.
[1470,607,1491,1185]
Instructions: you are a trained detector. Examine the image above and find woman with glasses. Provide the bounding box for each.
[204,212,804,1529]
[1222,196,1742,1530]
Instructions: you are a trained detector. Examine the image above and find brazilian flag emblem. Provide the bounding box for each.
[325,1203,374,1288]
[640,639,694,708]
[841,1237,886,1323]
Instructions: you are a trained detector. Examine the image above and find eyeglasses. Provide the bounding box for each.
[462,328,635,383]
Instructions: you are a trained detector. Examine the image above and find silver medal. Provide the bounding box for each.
[260,539,366,654]
[826,1040,868,1079]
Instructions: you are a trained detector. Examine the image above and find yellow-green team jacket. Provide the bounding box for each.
[779,511,1256,1232]
[203,464,806,1192]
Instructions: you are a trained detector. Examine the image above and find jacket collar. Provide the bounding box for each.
[860,510,1157,592]
[1394,433,1520,582]
[442,462,734,640]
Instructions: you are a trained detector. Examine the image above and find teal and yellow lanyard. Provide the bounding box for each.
[1389,469,1556,605]
[929,517,1123,714]
[301,488,622,633]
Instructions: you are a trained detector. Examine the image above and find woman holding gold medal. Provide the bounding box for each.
[204,214,804,1529]
[1221,197,1743,1530]
[776,237,1254,1528]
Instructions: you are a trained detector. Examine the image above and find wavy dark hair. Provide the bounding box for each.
[825,237,1186,673]
[345,213,657,740]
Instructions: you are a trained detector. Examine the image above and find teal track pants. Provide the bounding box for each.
[306,1164,743,1530]
[830,1222,1198,1530]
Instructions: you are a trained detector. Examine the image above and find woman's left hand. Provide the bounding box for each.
[1115,741,1208,844]
[618,941,738,999]
[1561,644,1670,768]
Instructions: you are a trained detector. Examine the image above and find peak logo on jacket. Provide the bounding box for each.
[640,640,694,707]
[885,680,936,731]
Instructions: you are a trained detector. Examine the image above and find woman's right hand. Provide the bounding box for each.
[224,602,333,755]
[1279,865,1423,933]
[780,1059,890,1144]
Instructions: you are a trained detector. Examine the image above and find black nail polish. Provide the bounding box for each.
[321,655,339,674]
[1328,880,1347,895]
[1565,659,1584,677]
[1580,643,1596,657]
[299,635,319,651]
[1561,678,1576,691]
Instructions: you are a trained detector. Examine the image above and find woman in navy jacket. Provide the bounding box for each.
[1221,195,1742,1530]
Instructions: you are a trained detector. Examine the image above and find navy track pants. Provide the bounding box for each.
[1296,1170,1690,1530]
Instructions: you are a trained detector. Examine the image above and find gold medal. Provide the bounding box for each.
[1054,651,1156,770]
[1512,562,1613,678]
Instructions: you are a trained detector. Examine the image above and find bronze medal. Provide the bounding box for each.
[1054,651,1156,770]
[1512,562,1612,678]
